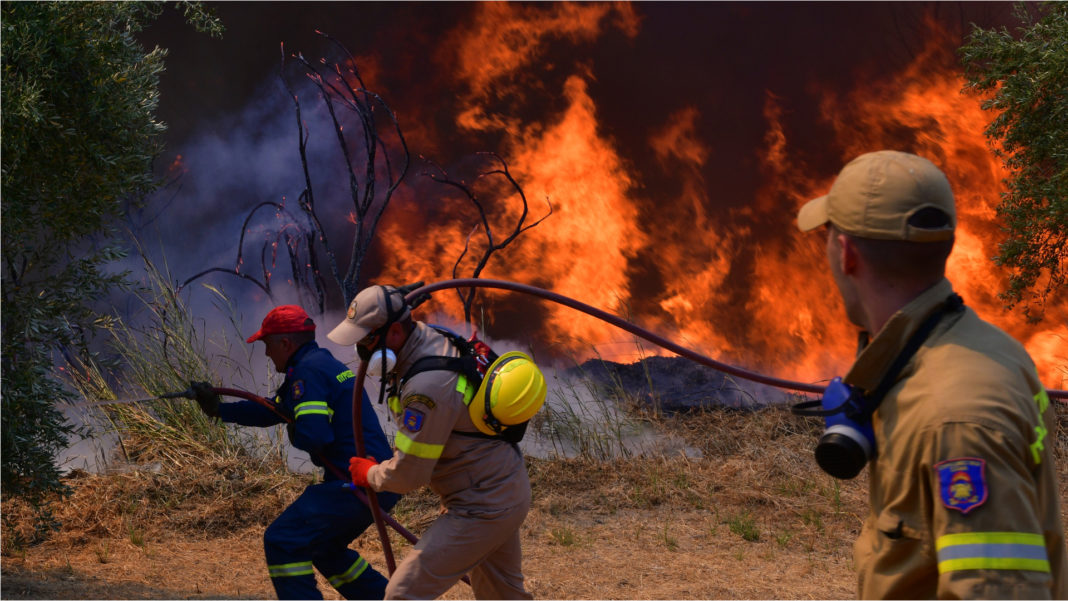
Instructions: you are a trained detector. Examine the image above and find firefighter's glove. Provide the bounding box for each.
[190,381,220,418]
[349,456,378,488]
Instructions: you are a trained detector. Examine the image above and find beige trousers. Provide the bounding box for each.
[385,498,532,600]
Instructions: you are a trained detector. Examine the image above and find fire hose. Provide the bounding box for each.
[96,277,1068,585]
[398,278,1068,401]
[198,386,420,552]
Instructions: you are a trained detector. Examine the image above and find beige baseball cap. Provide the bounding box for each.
[797,150,956,241]
[327,285,410,346]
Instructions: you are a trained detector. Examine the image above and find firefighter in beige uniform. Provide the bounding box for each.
[328,285,537,600]
[796,150,1066,599]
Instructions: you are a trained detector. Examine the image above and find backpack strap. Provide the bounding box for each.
[398,327,527,446]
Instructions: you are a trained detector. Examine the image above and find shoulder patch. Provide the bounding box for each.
[935,457,988,514]
[403,394,436,411]
[402,407,425,433]
[291,380,305,400]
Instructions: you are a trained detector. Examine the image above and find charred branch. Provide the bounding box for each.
[179,35,411,311]
[426,152,552,326]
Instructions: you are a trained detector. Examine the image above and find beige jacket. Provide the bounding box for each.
[366,322,528,515]
[848,279,1066,599]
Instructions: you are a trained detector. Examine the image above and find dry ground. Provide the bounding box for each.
[4,404,1066,600]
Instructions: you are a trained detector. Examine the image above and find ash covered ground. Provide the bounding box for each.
[568,356,808,413]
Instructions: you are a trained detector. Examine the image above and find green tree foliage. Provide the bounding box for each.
[960,2,1068,320]
[1,1,220,535]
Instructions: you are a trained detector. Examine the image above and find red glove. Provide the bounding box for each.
[349,456,377,488]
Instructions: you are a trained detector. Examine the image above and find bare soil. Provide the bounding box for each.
[4,404,1066,600]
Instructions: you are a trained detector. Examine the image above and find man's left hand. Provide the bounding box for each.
[349,456,377,488]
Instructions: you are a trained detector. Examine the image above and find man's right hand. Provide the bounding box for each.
[190,381,220,418]
[349,456,378,488]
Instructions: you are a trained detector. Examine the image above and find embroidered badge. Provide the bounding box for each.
[347,300,358,320]
[291,380,305,400]
[402,394,436,411]
[935,457,988,514]
[402,407,425,433]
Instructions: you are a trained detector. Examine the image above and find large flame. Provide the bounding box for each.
[371,6,1065,390]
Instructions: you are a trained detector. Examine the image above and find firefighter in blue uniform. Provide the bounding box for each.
[193,304,398,600]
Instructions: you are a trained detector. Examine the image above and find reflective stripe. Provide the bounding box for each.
[388,395,401,414]
[1035,388,1050,414]
[394,430,444,459]
[294,401,333,419]
[337,369,355,383]
[328,557,369,587]
[1030,423,1048,464]
[456,374,475,406]
[268,560,315,578]
[936,532,1050,574]
[1031,387,1051,464]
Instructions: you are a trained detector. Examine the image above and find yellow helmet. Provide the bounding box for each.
[469,351,547,436]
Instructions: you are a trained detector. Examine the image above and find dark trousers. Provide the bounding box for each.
[264,480,400,600]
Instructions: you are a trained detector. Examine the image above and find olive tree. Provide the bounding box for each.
[960,2,1068,320]
[1,1,220,537]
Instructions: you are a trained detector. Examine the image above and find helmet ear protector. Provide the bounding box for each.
[469,351,547,436]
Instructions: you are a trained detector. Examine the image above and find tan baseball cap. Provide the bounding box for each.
[327,285,410,346]
[797,150,955,241]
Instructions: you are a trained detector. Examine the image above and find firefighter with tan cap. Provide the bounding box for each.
[328,285,541,599]
[795,150,1066,598]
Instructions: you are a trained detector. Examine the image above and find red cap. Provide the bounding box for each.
[246,305,316,343]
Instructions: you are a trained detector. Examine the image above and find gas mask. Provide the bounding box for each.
[793,378,876,479]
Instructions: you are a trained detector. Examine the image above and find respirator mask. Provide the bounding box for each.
[361,346,396,379]
[792,293,964,480]
[791,378,876,479]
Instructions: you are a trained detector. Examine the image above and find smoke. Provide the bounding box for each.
[129,2,1065,394]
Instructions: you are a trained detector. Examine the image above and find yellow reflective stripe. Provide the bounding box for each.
[939,557,1050,573]
[268,560,315,578]
[456,374,475,406]
[388,395,401,414]
[337,369,355,383]
[328,557,369,587]
[1030,423,1048,464]
[936,532,1050,574]
[1034,388,1049,414]
[936,532,1045,549]
[294,401,333,419]
[1031,387,1051,464]
[394,431,444,459]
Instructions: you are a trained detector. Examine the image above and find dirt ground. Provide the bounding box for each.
[3,404,1065,600]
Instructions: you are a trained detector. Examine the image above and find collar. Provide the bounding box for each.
[285,341,319,372]
[844,278,956,394]
[394,322,431,377]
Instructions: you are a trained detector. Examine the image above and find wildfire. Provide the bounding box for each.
[369,6,1065,391]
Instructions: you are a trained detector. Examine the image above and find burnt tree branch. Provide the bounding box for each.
[426,152,552,326]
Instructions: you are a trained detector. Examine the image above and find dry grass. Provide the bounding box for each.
[3,402,1066,600]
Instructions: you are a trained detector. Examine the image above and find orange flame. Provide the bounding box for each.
[370,7,1065,391]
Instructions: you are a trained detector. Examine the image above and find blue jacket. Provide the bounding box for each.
[218,342,391,480]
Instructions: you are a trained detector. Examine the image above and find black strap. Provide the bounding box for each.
[854,293,964,420]
[791,294,964,419]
